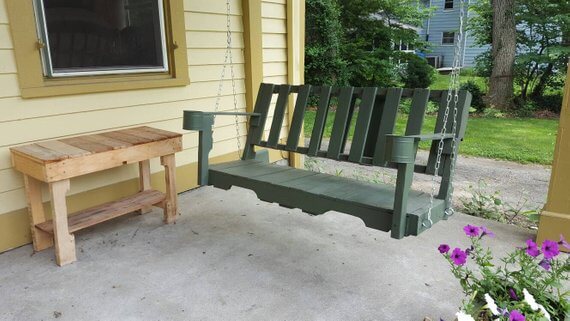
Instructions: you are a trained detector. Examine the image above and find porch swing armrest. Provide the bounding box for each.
[404,133,455,141]
[183,110,261,131]
[384,133,455,164]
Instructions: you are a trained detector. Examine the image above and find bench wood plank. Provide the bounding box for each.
[36,189,166,234]
[327,87,355,159]
[267,85,292,148]
[286,85,312,151]
[307,86,332,156]
[349,87,378,163]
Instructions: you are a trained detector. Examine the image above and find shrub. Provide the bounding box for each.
[439,226,570,321]
[399,98,439,115]
[482,107,506,118]
[514,99,539,118]
[460,80,486,113]
[305,0,348,86]
[533,94,563,114]
[401,55,436,89]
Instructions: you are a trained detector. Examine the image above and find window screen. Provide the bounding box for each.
[35,0,168,77]
[444,0,454,9]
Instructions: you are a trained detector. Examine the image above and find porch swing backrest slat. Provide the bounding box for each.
[251,84,469,173]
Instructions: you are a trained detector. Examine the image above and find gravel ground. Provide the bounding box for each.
[303,140,551,228]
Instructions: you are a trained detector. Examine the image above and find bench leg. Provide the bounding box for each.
[161,154,177,224]
[23,175,53,252]
[138,160,153,214]
[49,179,76,266]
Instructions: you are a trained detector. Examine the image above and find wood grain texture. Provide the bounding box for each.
[23,175,53,251]
[36,190,166,234]
[49,179,76,266]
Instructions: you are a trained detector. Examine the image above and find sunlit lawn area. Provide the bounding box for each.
[430,73,488,91]
[303,111,559,165]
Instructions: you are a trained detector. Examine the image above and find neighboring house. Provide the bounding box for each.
[419,0,489,68]
[0,0,304,253]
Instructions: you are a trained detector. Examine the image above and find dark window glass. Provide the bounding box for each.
[442,31,455,44]
[40,0,167,75]
[444,0,454,9]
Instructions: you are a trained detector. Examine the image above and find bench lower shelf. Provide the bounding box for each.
[36,189,166,234]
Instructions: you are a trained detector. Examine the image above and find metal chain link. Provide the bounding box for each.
[424,0,467,228]
[213,0,242,158]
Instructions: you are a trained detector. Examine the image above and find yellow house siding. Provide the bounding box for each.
[0,0,298,253]
[0,0,252,249]
[262,0,289,139]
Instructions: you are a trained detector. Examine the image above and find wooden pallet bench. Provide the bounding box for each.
[184,84,471,239]
[10,126,182,266]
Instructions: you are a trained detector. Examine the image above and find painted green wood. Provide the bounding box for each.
[339,96,357,154]
[426,90,471,174]
[308,86,332,156]
[372,88,403,165]
[327,87,355,159]
[183,83,472,239]
[437,155,454,206]
[391,162,415,239]
[349,87,378,162]
[285,85,312,151]
[208,160,444,235]
[248,83,275,145]
[405,88,430,135]
[267,85,292,148]
[362,94,386,158]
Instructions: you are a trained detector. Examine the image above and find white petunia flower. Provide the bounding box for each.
[537,304,551,321]
[523,288,539,310]
[484,293,500,316]
[455,311,476,321]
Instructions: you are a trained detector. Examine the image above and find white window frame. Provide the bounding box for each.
[441,31,456,45]
[32,0,169,78]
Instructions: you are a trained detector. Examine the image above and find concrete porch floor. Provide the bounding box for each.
[0,186,534,321]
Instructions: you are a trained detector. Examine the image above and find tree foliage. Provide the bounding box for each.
[305,0,430,87]
[305,0,348,86]
[401,55,436,88]
[470,0,570,110]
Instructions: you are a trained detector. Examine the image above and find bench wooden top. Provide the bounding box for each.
[10,126,182,163]
[11,126,182,182]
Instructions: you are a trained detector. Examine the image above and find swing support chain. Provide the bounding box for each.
[423,0,467,228]
[213,0,243,158]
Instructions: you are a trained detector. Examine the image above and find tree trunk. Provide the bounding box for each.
[488,0,516,110]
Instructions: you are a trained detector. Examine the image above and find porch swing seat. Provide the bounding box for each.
[183,83,472,239]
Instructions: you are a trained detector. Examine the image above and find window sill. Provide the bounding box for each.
[21,74,190,99]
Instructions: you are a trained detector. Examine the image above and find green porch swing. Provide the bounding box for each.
[183,0,472,239]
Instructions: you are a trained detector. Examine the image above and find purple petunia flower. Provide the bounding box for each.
[525,239,540,257]
[480,226,495,238]
[538,259,551,271]
[509,310,525,321]
[508,288,518,301]
[541,240,560,259]
[559,234,570,250]
[438,244,450,254]
[450,247,467,266]
[463,224,480,237]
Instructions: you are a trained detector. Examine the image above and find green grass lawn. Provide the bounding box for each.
[430,73,488,91]
[303,111,559,165]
